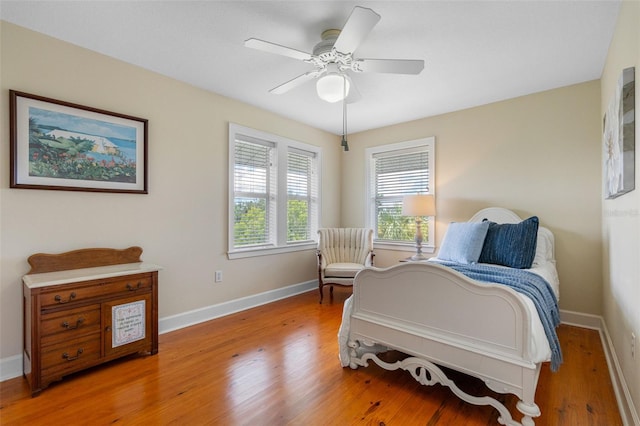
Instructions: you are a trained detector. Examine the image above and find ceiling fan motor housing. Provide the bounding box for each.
[313,29,340,59]
[311,29,354,73]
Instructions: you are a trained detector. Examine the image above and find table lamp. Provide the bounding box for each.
[401,194,436,260]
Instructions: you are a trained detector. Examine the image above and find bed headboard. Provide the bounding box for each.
[468,207,522,224]
[467,207,556,264]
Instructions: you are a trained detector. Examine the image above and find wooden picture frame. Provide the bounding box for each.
[10,90,148,193]
[603,67,635,199]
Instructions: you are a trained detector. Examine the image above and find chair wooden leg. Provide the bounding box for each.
[319,282,324,304]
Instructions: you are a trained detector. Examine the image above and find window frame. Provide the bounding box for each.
[228,123,321,259]
[364,137,435,253]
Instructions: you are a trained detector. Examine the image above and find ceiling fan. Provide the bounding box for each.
[244,6,425,103]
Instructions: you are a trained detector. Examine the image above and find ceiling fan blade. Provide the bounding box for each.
[244,38,312,62]
[269,71,320,94]
[354,59,425,74]
[333,6,381,55]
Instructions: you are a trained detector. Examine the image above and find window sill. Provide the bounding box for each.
[228,242,317,260]
[374,241,435,254]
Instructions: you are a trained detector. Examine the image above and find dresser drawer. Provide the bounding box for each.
[41,333,101,374]
[39,275,152,308]
[41,305,101,345]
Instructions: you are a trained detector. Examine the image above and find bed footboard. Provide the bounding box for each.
[342,262,543,426]
[349,350,540,426]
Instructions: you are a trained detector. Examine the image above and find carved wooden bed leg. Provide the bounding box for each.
[346,343,539,426]
[516,401,540,426]
[347,339,364,369]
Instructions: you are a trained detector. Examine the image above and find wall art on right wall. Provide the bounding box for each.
[603,66,635,199]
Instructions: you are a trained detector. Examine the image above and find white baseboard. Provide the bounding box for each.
[560,309,639,426]
[158,279,317,334]
[0,279,317,383]
[599,318,640,426]
[0,354,23,382]
[560,309,603,330]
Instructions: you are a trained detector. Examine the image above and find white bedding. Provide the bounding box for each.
[339,259,560,366]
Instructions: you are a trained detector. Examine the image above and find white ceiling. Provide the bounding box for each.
[1,0,621,135]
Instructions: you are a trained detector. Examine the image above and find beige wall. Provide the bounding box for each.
[600,0,640,421]
[0,22,341,359]
[343,81,603,316]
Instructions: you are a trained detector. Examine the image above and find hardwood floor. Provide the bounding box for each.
[1,288,622,425]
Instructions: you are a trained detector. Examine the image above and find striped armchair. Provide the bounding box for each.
[317,228,374,303]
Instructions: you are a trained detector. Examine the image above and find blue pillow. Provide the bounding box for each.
[438,221,490,264]
[478,216,539,269]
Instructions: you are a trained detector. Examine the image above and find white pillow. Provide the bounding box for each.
[438,221,490,264]
[533,226,554,266]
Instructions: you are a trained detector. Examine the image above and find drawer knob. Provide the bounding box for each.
[61,317,85,330]
[54,292,76,304]
[126,282,142,291]
[62,348,84,361]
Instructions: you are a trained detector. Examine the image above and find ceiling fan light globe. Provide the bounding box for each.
[316,73,350,103]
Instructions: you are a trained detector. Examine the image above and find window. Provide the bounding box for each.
[365,137,435,251]
[228,123,320,258]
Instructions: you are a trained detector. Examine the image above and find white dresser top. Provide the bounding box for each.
[23,262,162,288]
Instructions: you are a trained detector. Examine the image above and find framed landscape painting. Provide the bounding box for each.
[603,67,635,199]
[10,91,148,193]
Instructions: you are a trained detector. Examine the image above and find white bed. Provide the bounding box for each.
[338,208,561,426]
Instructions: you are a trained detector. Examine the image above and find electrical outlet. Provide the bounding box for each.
[215,270,223,283]
[632,333,636,359]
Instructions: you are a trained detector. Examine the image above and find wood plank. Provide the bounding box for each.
[0,288,623,425]
[26,246,143,274]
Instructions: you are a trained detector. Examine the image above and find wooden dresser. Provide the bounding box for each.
[22,247,161,396]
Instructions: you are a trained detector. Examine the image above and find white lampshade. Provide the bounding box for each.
[316,72,350,103]
[402,194,436,217]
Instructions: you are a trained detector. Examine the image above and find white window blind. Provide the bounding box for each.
[375,147,430,196]
[287,148,317,243]
[233,137,276,248]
